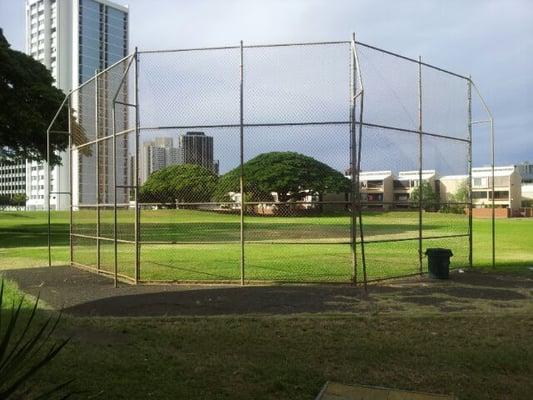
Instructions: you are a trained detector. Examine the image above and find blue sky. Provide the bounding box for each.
[1,0,532,168]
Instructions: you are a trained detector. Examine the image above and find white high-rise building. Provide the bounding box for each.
[140,138,183,184]
[0,163,27,204]
[25,0,129,210]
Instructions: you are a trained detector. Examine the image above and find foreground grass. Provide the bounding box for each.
[1,280,531,400]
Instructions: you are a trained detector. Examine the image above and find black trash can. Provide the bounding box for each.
[425,248,453,279]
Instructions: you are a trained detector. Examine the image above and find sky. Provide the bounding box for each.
[1,0,532,169]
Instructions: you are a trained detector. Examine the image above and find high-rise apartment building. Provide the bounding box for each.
[140,138,183,184]
[24,0,129,210]
[179,132,217,174]
[0,163,27,203]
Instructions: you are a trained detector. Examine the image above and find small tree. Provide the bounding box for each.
[11,194,27,209]
[410,181,439,211]
[445,179,468,213]
[0,195,11,210]
[140,164,218,205]
[215,152,350,205]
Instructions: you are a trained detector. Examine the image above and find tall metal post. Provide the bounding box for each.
[470,81,495,269]
[417,56,423,274]
[239,40,245,286]
[467,77,473,268]
[134,48,141,283]
[46,95,70,269]
[349,34,357,284]
[112,89,118,288]
[352,34,368,291]
[490,117,495,268]
[95,71,101,272]
[68,96,73,267]
[46,123,51,268]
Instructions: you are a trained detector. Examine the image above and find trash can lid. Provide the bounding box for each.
[424,248,453,257]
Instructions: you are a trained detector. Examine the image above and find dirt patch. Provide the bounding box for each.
[1,266,531,317]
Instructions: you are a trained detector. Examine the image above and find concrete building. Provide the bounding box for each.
[393,170,438,208]
[522,183,533,206]
[471,166,521,210]
[0,163,27,204]
[140,137,183,184]
[359,171,393,209]
[179,132,217,174]
[440,166,522,211]
[24,0,129,209]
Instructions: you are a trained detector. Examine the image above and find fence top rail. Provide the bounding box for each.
[68,53,135,94]
[137,40,352,55]
[136,38,468,81]
[353,40,470,81]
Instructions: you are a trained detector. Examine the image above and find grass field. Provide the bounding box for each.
[1,211,532,398]
[1,273,532,399]
[1,210,532,282]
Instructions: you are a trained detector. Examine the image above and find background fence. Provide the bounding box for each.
[47,37,495,286]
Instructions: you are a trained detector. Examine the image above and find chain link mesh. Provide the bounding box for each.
[63,41,473,285]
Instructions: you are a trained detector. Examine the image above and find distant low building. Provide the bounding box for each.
[393,170,438,209]
[440,166,521,211]
[359,171,393,209]
[522,183,533,205]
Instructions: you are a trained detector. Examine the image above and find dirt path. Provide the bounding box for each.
[2,266,532,317]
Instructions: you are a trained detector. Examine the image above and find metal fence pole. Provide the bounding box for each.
[46,94,71,269]
[352,34,367,290]
[134,48,141,283]
[470,81,495,269]
[490,117,495,268]
[95,71,101,272]
[46,123,51,268]
[239,40,245,286]
[467,77,473,268]
[417,56,423,274]
[349,35,357,284]
[112,80,118,288]
[68,96,73,267]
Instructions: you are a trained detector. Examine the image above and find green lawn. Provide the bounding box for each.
[1,277,532,399]
[1,210,532,282]
[1,211,532,399]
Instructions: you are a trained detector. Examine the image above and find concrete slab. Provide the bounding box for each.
[316,382,458,400]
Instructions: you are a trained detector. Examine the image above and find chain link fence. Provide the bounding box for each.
[47,37,494,286]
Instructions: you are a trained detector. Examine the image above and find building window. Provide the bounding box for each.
[490,191,509,200]
[473,177,487,188]
[472,191,487,199]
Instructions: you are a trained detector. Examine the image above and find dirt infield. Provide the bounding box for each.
[2,265,532,317]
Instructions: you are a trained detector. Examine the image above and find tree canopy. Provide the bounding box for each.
[0,29,68,164]
[215,152,350,202]
[140,164,218,204]
[0,193,26,210]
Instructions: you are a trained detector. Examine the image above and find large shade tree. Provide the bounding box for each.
[215,152,350,202]
[0,29,68,164]
[140,164,218,204]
